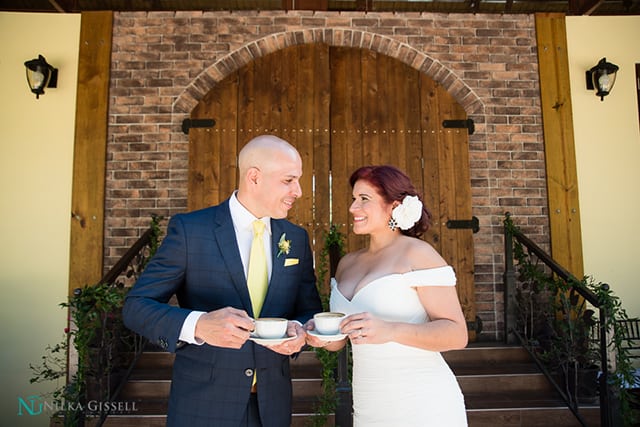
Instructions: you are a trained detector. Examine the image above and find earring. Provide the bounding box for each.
[388,217,398,231]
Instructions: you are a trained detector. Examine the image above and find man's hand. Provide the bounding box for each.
[264,321,306,355]
[194,307,255,349]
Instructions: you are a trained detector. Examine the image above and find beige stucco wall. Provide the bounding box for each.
[0,12,80,426]
[566,16,640,319]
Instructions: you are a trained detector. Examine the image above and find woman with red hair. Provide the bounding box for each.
[307,165,468,426]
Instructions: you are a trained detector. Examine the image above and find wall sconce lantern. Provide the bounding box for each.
[586,57,619,101]
[24,55,58,99]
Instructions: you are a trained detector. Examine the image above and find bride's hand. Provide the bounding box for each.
[342,312,387,344]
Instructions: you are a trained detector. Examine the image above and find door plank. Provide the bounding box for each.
[289,45,314,238]
[420,76,444,255]
[362,49,382,165]
[330,46,365,253]
[308,44,332,295]
[238,61,256,145]
[189,75,239,210]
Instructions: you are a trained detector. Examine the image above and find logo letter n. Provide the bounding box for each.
[17,395,43,416]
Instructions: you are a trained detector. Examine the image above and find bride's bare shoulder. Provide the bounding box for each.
[403,237,447,269]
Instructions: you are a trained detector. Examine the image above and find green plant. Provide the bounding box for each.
[307,224,347,427]
[30,216,162,426]
[68,283,135,397]
[506,216,636,425]
[315,224,346,310]
[29,284,136,425]
[29,341,70,401]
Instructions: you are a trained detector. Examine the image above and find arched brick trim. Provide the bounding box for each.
[172,28,485,121]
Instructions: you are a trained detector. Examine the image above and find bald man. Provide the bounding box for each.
[123,135,323,427]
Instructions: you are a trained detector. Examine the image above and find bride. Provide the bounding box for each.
[306,165,468,426]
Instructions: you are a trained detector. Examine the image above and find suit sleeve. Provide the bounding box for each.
[122,215,193,352]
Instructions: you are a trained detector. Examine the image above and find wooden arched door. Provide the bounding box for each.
[188,43,477,339]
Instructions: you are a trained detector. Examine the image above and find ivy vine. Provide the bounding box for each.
[307,224,348,427]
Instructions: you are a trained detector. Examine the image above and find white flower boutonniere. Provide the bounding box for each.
[391,195,423,230]
[277,233,291,258]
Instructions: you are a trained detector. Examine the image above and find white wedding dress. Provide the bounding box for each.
[330,266,467,427]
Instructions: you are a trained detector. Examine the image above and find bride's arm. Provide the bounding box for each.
[411,285,468,351]
[394,240,468,351]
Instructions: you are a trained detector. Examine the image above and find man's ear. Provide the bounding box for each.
[246,167,260,185]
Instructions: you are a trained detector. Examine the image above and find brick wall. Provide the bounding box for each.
[107,10,549,340]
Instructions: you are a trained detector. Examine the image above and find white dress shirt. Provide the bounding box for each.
[178,192,272,344]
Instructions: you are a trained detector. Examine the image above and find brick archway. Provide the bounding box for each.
[172,28,485,120]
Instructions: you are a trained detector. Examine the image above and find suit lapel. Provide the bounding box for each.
[214,201,254,314]
[270,221,286,281]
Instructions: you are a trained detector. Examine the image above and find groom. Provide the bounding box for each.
[123,135,322,427]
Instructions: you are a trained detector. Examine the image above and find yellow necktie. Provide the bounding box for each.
[247,220,268,318]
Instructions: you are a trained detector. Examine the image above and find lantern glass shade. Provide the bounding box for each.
[24,55,58,99]
[587,57,619,101]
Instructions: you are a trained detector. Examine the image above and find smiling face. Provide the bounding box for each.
[349,180,395,235]
[252,149,303,219]
[237,136,303,219]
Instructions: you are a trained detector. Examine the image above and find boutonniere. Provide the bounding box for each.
[277,233,291,258]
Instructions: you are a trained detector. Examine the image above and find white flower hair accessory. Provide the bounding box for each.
[389,195,423,231]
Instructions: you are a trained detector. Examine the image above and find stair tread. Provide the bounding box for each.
[111,342,602,426]
[452,363,541,375]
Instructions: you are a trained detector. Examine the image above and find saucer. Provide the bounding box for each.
[249,334,296,346]
[307,329,347,342]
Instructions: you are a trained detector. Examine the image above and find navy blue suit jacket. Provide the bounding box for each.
[123,200,322,426]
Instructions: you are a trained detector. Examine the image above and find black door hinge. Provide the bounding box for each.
[442,119,474,135]
[182,118,216,134]
[446,216,479,233]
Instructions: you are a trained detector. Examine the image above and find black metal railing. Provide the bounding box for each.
[503,214,614,427]
[91,227,157,427]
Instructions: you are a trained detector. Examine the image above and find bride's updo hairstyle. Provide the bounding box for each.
[349,165,432,238]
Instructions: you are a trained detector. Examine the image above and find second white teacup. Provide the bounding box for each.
[254,317,288,339]
[314,312,346,335]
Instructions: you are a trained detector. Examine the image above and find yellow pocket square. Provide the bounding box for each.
[284,258,299,267]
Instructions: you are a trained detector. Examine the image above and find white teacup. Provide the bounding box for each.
[254,317,288,339]
[314,312,345,335]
